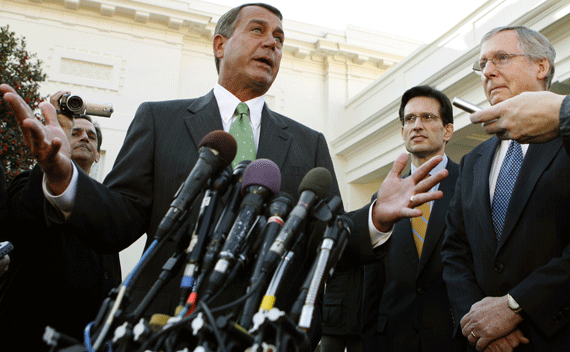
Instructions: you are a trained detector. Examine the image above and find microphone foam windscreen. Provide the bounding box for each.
[298,167,332,199]
[241,158,281,195]
[198,130,237,166]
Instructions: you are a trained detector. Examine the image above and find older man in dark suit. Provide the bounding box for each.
[441,26,570,351]
[1,3,340,349]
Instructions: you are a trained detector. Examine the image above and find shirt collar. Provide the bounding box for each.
[213,83,264,128]
[410,153,448,176]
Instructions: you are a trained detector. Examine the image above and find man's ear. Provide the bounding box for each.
[535,57,550,82]
[213,34,227,61]
[443,123,454,142]
[95,151,100,163]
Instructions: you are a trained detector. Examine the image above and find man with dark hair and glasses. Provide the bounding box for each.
[331,85,459,352]
[442,26,570,351]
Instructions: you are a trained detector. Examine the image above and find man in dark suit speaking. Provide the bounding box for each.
[441,26,570,351]
[0,2,340,341]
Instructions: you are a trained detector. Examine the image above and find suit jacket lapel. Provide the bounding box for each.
[183,90,224,149]
[397,217,421,270]
[498,139,563,249]
[256,105,292,171]
[473,138,500,252]
[394,173,422,269]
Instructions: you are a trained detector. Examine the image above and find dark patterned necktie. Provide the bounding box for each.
[491,141,524,239]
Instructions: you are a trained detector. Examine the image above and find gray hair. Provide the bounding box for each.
[214,3,282,73]
[481,26,556,89]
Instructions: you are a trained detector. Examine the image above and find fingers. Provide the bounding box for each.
[1,85,34,119]
[470,104,499,125]
[506,329,529,346]
[409,190,443,208]
[466,329,478,346]
[476,337,494,352]
[483,338,512,352]
[388,153,409,179]
[412,154,443,181]
[49,90,70,108]
[39,101,59,127]
[480,119,507,138]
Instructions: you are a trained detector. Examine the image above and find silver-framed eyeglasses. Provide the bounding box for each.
[402,113,440,125]
[473,52,525,75]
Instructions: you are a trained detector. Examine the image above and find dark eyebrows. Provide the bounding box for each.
[72,127,97,138]
[248,19,284,37]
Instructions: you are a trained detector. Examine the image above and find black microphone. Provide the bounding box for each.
[239,191,294,328]
[204,159,281,298]
[199,160,250,277]
[154,130,237,240]
[183,161,250,313]
[263,167,332,275]
[178,167,232,308]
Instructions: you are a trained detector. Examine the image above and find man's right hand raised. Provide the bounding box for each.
[1,84,73,195]
[371,153,448,232]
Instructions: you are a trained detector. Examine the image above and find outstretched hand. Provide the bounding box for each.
[371,153,448,232]
[1,84,73,194]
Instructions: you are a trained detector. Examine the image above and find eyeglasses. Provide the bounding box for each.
[402,113,440,125]
[473,52,525,75]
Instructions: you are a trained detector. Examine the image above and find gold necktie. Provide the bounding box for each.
[411,199,431,257]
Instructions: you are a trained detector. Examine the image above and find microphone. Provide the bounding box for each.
[154,130,237,240]
[204,159,281,298]
[178,167,232,308]
[263,167,332,276]
[199,160,250,276]
[182,161,250,314]
[239,192,294,328]
[298,215,353,329]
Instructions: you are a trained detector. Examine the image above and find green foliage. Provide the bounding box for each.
[0,25,46,183]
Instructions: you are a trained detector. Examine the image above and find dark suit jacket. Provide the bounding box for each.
[442,136,570,350]
[322,265,363,338]
[349,160,460,352]
[51,90,341,346]
[0,166,121,352]
[561,95,570,156]
[0,166,7,226]
[363,160,460,352]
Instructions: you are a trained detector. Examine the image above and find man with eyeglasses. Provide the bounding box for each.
[331,85,459,352]
[441,26,570,351]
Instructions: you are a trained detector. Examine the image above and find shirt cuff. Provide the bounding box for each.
[42,162,78,217]
[368,199,393,248]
